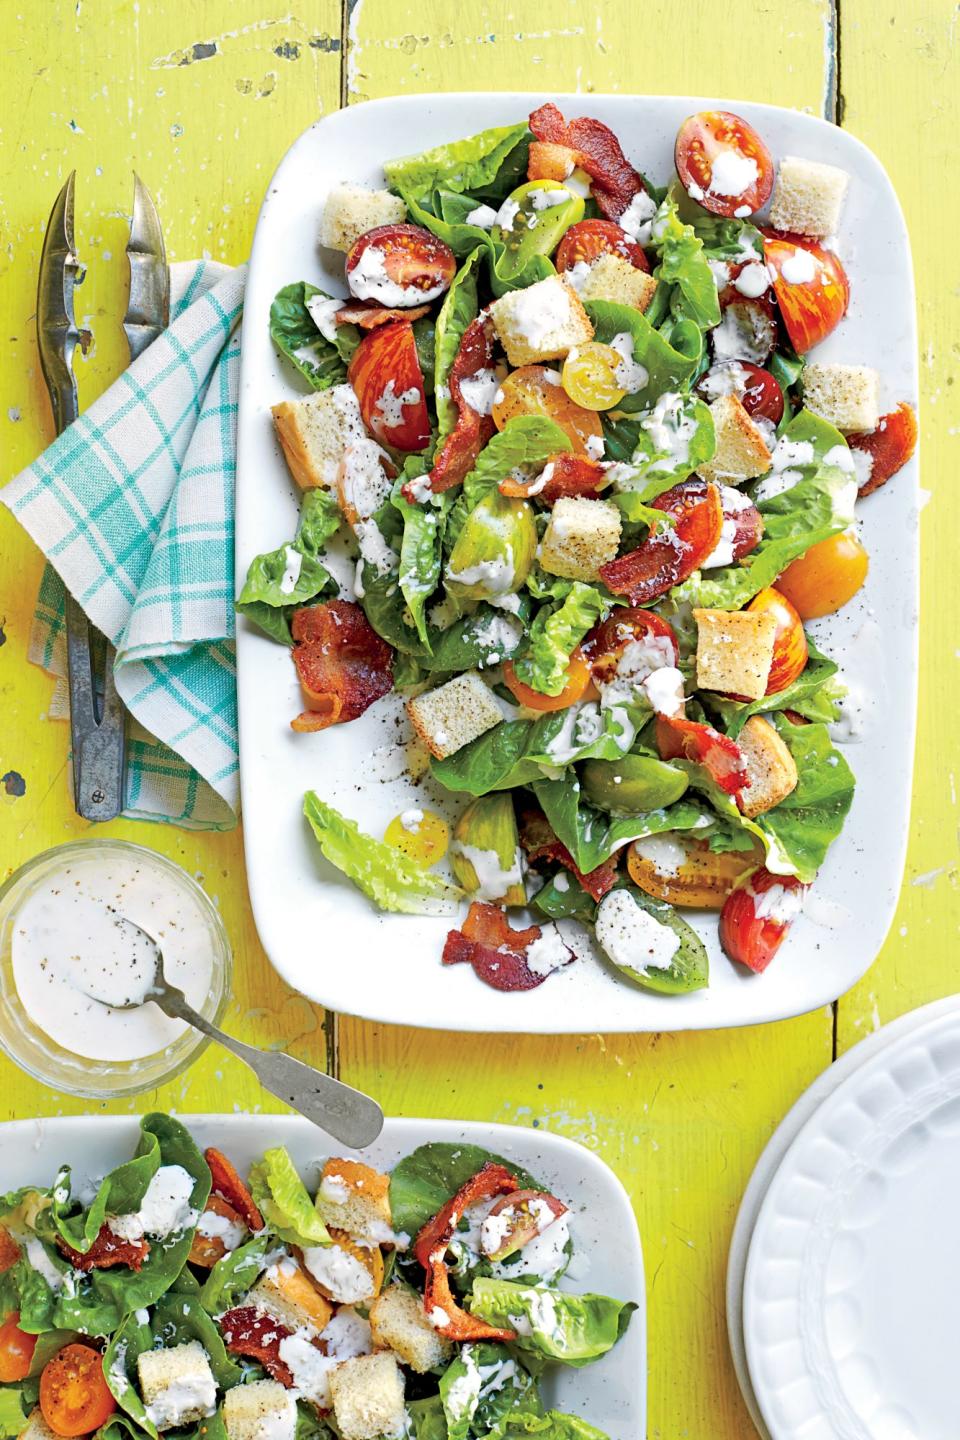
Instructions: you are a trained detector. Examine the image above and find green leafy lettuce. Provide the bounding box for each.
[440,1342,542,1440]
[434,248,484,438]
[585,301,702,412]
[486,1413,612,1439]
[199,1234,271,1314]
[385,124,530,203]
[511,586,607,697]
[608,392,715,511]
[469,1279,635,1367]
[303,792,461,915]
[650,195,721,329]
[706,645,840,738]
[389,1143,541,1240]
[236,489,341,645]
[531,780,711,874]
[393,483,444,648]
[753,717,855,883]
[463,416,572,506]
[269,281,359,389]
[248,1147,330,1249]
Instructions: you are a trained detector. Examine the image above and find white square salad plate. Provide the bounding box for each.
[0,1113,645,1437]
[235,92,918,1033]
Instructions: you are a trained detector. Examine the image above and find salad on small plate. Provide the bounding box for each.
[238,103,916,999]
[0,1115,635,1440]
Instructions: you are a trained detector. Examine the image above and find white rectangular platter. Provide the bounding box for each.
[0,1114,645,1438]
[236,93,918,1033]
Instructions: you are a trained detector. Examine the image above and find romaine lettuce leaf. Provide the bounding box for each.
[303,792,461,915]
[469,1279,635,1367]
[435,248,484,438]
[531,780,712,873]
[407,1396,449,1440]
[385,124,529,202]
[0,1389,27,1439]
[269,282,358,390]
[463,416,572,505]
[440,1342,542,1440]
[199,1234,271,1314]
[753,717,855,883]
[650,196,721,329]
[393,485,443,649]
[248,1147,330,1249]
[608,392,715,506]
[585,301,701,412]
[486,1414,611,1439]
[511,586,607,697]
[706,648,840,738]
[48,1139,161,1255]
[236,489,341,645]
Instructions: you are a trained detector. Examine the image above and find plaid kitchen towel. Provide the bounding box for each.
[1,260,246,829]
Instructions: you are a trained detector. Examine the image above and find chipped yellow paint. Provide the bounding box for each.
[0,3,957,1438]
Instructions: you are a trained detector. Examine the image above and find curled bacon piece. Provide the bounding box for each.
[655,715,750,803]
[219,1307,296,1386]
[415,1161,519,1343]
[56,1226,149,1272]
[408,313,497,500]
[424,1254,517,1342]
[849,402,917,498]
[443,902,575,991]
[205,1147,264,1232]
[529,103,646,221]
[600,480,723,605]
[0,1228,20,1273]
[291,600,393,733]
[334,299,431,330]
[500,453,607,505]
[519,809,618,901]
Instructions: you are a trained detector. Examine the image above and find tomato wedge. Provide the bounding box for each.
[347,320,431,452]
[849,402,918,497]
[414,1160,520,1270]
[205,1146,264,1231]
[675,111,774,217]
[747,587,808,695]
[581,607,679,687]
[189,1194,246,1268]
[775,531,869,620]
[655,714,749,802]
[763,231,850,354]
[345,223,456,306]
[555,219,651,274]
[696,360,784,424]
[40,1345,116,1437]
[719,869,806,972]
[0,1313,37,1382]
[529,103,646,220]
[480,1190,568,1261]
[599,480,723,604]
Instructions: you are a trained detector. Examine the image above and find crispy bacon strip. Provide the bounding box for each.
[335,300,431,330]
[442,902,573,991]
[219,1307,296,1386]
[56,1226,149,1272]
[655,715,750,803]
[424,1255,517,1342]
[529,103,646,221]
[849,402,918,498]
[205,1147,264,1232]
[0,1228,20,1273]
[499,453,607,505]
[407,312,497,500]
[519,809,618,901]
[414,1161,519,1342]
[291,600,393,733]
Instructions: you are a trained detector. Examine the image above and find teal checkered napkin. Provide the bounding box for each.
[1,260,246,829]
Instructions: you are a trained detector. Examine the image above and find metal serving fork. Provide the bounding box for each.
[36,173,170,820]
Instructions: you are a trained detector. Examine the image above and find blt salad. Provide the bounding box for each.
[238,104,916,991]
[0,1116,633,1440]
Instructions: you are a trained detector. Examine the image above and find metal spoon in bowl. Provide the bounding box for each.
[87,914,384,1148]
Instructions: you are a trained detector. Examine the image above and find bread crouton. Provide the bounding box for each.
[490,275,594,367]
[737,716,799,817]
[802,363,880,434]
[694,608,777,701]
[527,141,578,182]
[328,1353,406,1440]
[272,384,368,491]
[369,1284,453,1374]
[299,1229,383,1306]
[248,1259,334,1335]
[768,156,849,238]
[319,183,407,253]
[407,672,503,760]
[540,496,622,581]
[137,1343,217,1431]
[573,252,658,314]
[315,1159,393,1244]
[223,1381,297,1440]
[18,1412,60,1440]
[696,394,772,485]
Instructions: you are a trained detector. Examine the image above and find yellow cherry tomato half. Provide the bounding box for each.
[384,808,449,866]
[776,531,869,620]
[561,342,627,412]
[491,365,604,456]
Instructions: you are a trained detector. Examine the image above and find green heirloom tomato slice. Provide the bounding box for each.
[595,885,709,995]
[580,754,690,815]
[493,180,586,280]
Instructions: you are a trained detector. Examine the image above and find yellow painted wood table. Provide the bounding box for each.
[1,3,957,1435]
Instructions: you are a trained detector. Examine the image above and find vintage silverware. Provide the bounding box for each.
[89,913,384,1148]
[125,174,170,358]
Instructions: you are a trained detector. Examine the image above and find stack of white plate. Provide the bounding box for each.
[727,996,960,1439]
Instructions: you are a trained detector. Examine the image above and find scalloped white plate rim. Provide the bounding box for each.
[726,995,960,1440]
[742,1006,960,1438]
[0,1113,645,1439]
[236,91,918,1032]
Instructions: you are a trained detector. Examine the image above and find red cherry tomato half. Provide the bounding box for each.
[345,223,456,306]
[718,487,764,563]
[763,231,850,354]
[719,869,806,973]
[347,321,431,452]
[555,218,651,274]
[582,607,679,688]
[675,111,774,217]
[849,402,918,498]
[696,360,784,424]
[747,587,808,695]
[0,1312,37,1382]
[599,480,723,604]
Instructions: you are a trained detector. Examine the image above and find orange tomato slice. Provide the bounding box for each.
[504,650,597,711]
[776,532,869,620]
[40,1344,116,1437]
[491,365,604,457]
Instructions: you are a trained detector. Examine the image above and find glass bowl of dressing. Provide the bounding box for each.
[0,840,231,1097]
